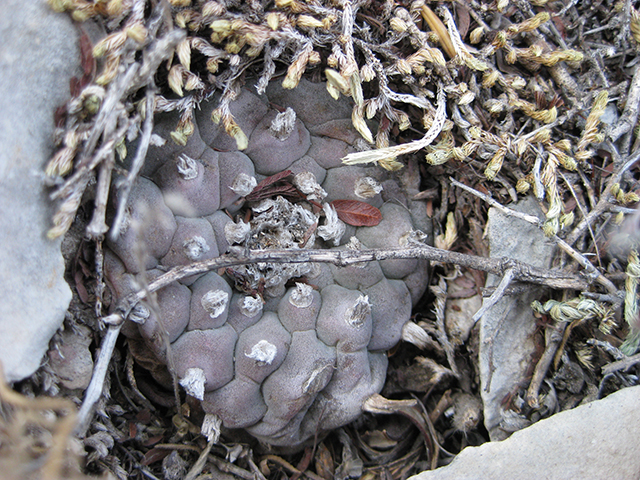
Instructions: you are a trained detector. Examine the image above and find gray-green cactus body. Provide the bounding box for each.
[105,79,431,448]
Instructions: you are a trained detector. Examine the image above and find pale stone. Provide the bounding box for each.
[409,386,640,480]
[0,0,76,382]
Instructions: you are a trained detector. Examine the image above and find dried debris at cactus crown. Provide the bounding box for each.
[104,79,432,448]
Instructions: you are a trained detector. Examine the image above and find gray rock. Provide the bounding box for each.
[408,386,640,480]
[48,325,94,391]
[0,0,77,382]
[479,197,555,440]
[445,274,481,347]
[600,103,619,126]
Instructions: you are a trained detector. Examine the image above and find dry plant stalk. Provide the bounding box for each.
[0,364,86,480]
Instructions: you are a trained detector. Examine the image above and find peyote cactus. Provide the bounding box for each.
[104,78,432,448]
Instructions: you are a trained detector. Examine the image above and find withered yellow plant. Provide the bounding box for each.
[0,364,89,480]
[576,90,609,162]
[435,212,458,251]
[622,250,640,355]
[45,0,607,243]
[420,5,455,59]
[630,7,640,44]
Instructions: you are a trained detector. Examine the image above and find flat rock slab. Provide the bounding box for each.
[0,0,77,382]
[409,385,640,480]
[479,197,555,440]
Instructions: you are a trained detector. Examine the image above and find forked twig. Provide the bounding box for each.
[472,267,515,323]
[450,177,618,294]
[75,323,121,436]
[75,239,594,432]
[110,245,590,321]
[110,86,157,240]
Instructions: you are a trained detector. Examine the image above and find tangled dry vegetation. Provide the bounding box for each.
[3,0,640,478]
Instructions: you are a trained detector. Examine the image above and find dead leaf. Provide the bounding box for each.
[330,199,382,227]
[292,447,313,480]
[74,268,90,304]
[247,170,292,197]
[70,28,96,96]
[314,443,334,480]
[79,29,95,77]
[455,3,471,39]
[144,434,164,447]
[361,430,398,450]
[128,422,137,439]
[54,104,67,129]
[141,447,171,466]
[245,170,305,202]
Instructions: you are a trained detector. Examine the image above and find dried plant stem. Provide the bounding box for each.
[184,439,215,480]
[420,5,455,58]
[429,390,453,424]
[601,351,640,375]
[260,455,325,480]
[553,317,587,370]
[49,26,185,239]
[75,323,122,437]
[430,277,460,376]
[342,83,446,165]
[94,239,105,317]
[450,178,618,294]
[86,135,119,238]
[209,455,261,480]
[608,63,640,149]
[565,149,640,248]
[554,236,617,294]
[450,178,540,224]
[129,29,186,94]
[559,171,601,268]
[52,65,140,202]
[472,267,515,323]
[526,321,567,407]
[104,245,589,322]
[110,86,157,240]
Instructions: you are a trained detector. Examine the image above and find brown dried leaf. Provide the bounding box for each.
[141,447,171,466]
[245,169,293,201]
[79,29,95,77]
[255,169,293,190]
[331,199,382,227]
[74,269,90,304]
[314,443,334,480]
[246,183,303,202]
[456,4,471,39]
[361,430,398,450]
[144,434,164,447]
